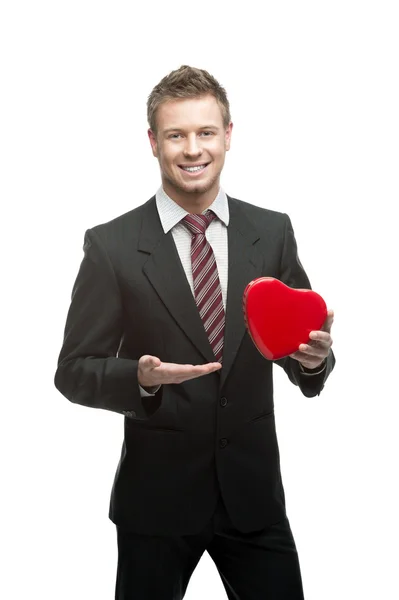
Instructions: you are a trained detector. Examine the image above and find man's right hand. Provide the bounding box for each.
[137,355,222,388]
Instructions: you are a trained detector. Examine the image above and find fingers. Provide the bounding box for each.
[298,343,327,359]
[289,350,319,367]
[166,362,222,382]
[138,355,222,387]
[290,349,326,370]
[291,329,332,358]
[321,309,334,333]
[308,331,333,347]
[308,308,334,345]
[162,361,220,373]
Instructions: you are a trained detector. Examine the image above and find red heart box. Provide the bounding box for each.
[242,277,327,360]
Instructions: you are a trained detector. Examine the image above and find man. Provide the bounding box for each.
[55,65,335,599]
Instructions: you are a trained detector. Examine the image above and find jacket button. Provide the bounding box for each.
[219,438,228,449]
[220,397,228,407]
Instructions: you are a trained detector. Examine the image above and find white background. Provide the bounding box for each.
[1,1,398,598]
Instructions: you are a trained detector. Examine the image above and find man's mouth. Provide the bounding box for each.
[179,163,209,173]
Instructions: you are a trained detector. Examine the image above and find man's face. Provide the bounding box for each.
[148,94,232,206]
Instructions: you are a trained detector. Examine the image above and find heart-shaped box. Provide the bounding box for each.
[242,277,327,360]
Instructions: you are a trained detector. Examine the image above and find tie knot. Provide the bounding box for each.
[182,210,216,236]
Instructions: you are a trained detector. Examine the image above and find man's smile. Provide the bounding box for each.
[178,162,210,175]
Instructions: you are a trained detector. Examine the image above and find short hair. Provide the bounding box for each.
[147,65,231,134]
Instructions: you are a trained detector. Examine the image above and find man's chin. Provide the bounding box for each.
[176,176,218,196]
[183,183,211,195]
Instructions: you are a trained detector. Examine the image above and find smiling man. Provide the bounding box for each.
[55,65,335,599]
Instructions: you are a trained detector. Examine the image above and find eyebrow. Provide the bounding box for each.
[163,125,220,134]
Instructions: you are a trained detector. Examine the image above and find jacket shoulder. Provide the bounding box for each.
[227,195,289,229]
[85,196,155,242]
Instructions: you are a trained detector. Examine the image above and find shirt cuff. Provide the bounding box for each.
[139,384,161,396]
[298,359,327,376]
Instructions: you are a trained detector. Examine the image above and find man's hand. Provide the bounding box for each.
[138,355,222,388]
[289,309,334,370]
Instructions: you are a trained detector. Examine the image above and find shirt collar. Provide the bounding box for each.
[155,186,230,234]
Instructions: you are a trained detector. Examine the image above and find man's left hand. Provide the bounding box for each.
[290,309,334,370]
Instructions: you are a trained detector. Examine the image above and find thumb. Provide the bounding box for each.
[148,355,161,368]
[139,355,161,370]
[322,309,334,332]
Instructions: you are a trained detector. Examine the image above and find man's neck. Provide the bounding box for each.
[162,184,220,215]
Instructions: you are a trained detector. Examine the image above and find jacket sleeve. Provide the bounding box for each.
[274,214,335,397]
[54,227,160,418]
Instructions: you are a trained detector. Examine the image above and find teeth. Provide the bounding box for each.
[182,165,206,172]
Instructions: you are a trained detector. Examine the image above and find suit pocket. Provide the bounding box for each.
[248,410,274,424]
[125,416,183,433]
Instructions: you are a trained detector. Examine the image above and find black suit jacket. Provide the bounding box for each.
[54,195,335,535]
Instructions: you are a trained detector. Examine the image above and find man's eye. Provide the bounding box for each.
[169,133,182,139]
[200,131,213,137]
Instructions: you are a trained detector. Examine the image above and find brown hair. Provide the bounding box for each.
[147,65,231,134]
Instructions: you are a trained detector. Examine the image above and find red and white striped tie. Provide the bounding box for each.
[182,211,225,363]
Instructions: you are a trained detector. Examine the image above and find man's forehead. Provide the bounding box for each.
[157,95,223,126]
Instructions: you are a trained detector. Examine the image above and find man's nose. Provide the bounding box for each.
[183,134,203,158]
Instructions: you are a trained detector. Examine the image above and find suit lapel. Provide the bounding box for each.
[138,195,263,385]
[139,197,216,364]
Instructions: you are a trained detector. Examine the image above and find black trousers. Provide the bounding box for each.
[115,496,305,599]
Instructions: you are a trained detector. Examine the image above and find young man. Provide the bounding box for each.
[55,65,335,599]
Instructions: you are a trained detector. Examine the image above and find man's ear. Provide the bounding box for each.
[148,129,158,157]
[225,122,233,151]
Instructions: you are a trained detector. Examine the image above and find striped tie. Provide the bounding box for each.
[182,210,225,363]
